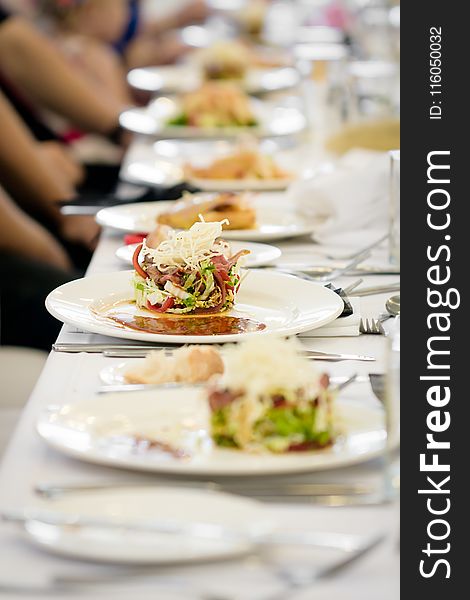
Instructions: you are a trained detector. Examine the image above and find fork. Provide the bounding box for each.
[134,531,382,599]
[251,533,386,600]
[359,318,386,335]
[324,233,390,260]
[274,248,372,283]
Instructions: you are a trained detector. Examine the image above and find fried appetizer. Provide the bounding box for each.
[157,192,256,231]
[125,345,224,384]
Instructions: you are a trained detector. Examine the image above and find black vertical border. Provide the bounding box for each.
[401,2,466,596]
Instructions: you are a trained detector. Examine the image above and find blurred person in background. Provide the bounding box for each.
[0,5,134,199]
[38,0,210,72]
[36,0,132,105]
[0,5,128,349]
[0,89,99,267]
[118,0,209,68]
[0,89,94,350]
[0,187,80,350]
[0,6,129,139]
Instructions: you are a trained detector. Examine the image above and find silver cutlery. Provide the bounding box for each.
[35,480,376,499]
[352,282,400,297]
[33,480,389,506]
[52,343,375,361]
[98,382,205,393]
[386,294,400,316]
[324,232,390,260]
[102,348,376,361]
[97,373,359,395]
[342,278,363,295]
[272,264,400,277]
[359,318,386,335]
[260,248,372,282]
[1,508,379,552]
[53,343,178,354]
[263,533,386,600]
[369,373,385,404]
[0,533,384,597]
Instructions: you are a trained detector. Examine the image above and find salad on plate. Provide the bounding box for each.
[209,337,336,453]
[132,220,249,314]
[167,83,258,128]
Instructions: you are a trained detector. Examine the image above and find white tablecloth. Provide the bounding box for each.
[0,192,399,600]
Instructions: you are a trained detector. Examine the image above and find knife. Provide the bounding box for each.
[53,343,177,353]
[1,508,379,550]
[101,349,375,361]
[52,343,375,361]
[97,373,360,394]
[352,282,400,297]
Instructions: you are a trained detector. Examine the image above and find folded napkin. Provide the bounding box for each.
[288,149,390,242]
[299,298,361,337]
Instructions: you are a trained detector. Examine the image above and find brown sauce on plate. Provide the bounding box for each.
[106,310,266,336]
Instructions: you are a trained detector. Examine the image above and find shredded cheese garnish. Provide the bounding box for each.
[141,219,229,271]
[217,337,332,447]
[220,337,323,399]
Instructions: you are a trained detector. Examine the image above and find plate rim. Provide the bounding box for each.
[118,100,307,139]
[115,240,282,268]
[96,200,317,241]
[45,269,344,344]
[127,64,300,94]
[22,486,269,564]
[36,398,386,477]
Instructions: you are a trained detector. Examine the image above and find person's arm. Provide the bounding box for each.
[0,188,71,270]
[0,15,125,134]
[0,90,73,222]
[141,0,209,36]
[70,36,133,106]
[0,91,101,251]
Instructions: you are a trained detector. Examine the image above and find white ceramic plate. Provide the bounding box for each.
[96,200,317,242]
[128,65,300,95]
[100,361,132,385]
[119,97,307,139]
[20,487,272,564]
[115,241,281,268]
[37,389,386,476]
[186,174,294,192]
[120,138,298,191]
[45,270,343,344]
[99,359,223,386]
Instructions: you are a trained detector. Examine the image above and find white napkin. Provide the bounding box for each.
[299,298,361,337]
[289,150,390,242]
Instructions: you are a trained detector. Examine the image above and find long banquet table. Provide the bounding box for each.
[0,159,399,599]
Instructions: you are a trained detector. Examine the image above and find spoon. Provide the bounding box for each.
[386,294,400,316]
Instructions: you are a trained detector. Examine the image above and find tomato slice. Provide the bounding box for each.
[132,244,148,279]
[124,234,146,246]
[217,269,231,282]
[146,297,175,313]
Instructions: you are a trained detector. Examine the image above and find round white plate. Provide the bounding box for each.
[21,487,271,564]
[119,97,307,139]
[115,241,281,268]
[37,389,386,476]
[120,138,296,191]
[96,200,317,242]
[45,269,343,344]
[100,362,131,385]
[99,359,224,386]
[186,174,294,192]
[128,65,300,95]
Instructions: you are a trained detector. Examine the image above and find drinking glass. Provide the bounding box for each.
[382,314,400,502]
[389,150,400,266]
[385,314,400,547]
